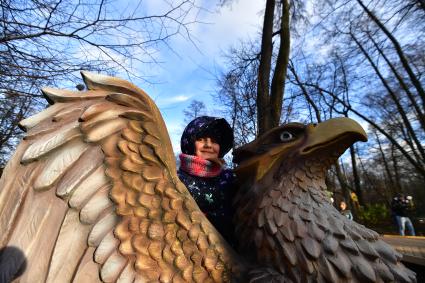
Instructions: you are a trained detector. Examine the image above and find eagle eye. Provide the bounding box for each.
[279,131,294,142]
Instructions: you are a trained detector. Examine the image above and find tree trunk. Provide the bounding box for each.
[334,162,358,217]
[256,0,291,135]
[390,143,403,193]
[374,130,397,194]
[256,0,275,135]
[349,145,364,205]
[270,0,291,129]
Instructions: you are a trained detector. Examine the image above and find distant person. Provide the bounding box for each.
[350,192,360,210]
[339,200,353,220]
[391,193,416,236]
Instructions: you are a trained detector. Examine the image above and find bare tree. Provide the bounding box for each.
[215,0,424,217]
[215,42,259,146]
[256,0,292,134]
[0,0,200,166]
[217,0,308,137]
[289,0,425,181]
[215,41,305,146]
[1,0,199,85]
[183,100,206,123]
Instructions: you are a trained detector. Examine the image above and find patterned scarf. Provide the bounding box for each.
[179,153,223,177]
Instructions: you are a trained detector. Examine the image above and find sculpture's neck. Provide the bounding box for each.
[234,158,332,271]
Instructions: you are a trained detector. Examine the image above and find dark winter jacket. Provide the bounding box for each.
[391,196,412,217]
[178,168,236,245]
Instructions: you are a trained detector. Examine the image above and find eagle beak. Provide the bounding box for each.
[300,117,367,156]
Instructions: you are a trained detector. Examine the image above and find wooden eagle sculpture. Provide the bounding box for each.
[0,72,416,283]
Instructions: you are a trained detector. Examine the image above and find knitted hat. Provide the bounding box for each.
[180,116,234,158]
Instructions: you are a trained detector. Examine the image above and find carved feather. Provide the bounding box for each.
[52,105,85,122]
[56,146,104,198]
[80,101,122,121]
[4,189,67,282]
[21,121,81,163]
[350,254,377,282]
[72,247,103,283]
[356,238,380,259]
[373,239,399,264]
[301,237,321,259]
[106,92,148,110]
[100,251,128,282]
[373,258,395,282]
[116,263,136,283]
[0,145,35,246]
[46,210,91,283]
[41,87,109,103]
[323,234,339,255]
[18,103,63,130]
[327,251,352,278]
[80,106,128,129]
[94,232,119,264]
[80,184,113,224]
[33,139,89,191]
[83,118,127,142]
[317,257,339,283]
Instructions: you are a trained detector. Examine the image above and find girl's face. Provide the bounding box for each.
[194,137,220,160]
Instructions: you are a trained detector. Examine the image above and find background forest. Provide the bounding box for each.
[1,0,424,234]
[214,0,424,233]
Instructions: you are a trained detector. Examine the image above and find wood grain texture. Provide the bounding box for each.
[46,210,91,283]
[72,247,103,283]
[56,146,104,198]
[18,102,64,130]
[21,121,80,163]
[5,188,67,282]
[0,142,35,246]
[34,139,89,191]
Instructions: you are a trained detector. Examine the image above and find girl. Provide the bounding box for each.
[178,116,236,245]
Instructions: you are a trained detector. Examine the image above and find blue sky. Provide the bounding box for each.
[131,1,264,153]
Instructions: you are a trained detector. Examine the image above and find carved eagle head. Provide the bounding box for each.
[233,117,367,183]
[232,118,415,283]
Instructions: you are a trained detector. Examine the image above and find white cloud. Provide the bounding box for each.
[172,0,264,60]
[143,1,263,76]
[156,95,191,106]
[128,1,266,153]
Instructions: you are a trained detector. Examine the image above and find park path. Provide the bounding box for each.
[382,235,425,266]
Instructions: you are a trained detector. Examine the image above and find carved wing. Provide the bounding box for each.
[0,72,244,282]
